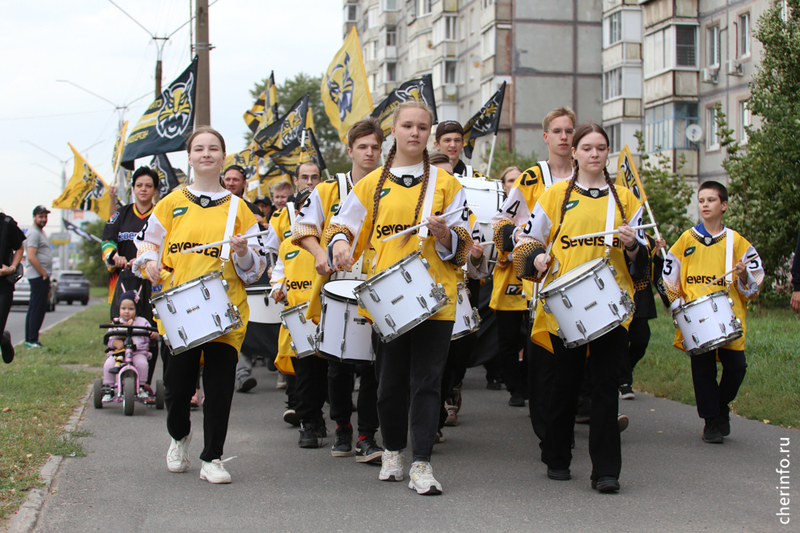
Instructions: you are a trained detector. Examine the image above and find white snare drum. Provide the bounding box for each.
[318,280,374,364]
[456,177,504,227]
[451,282,481,340]
[539,257,634,349]
[353,251,450,342]
[279,302,318,358]
[672,290,743,356]
[151,270,243,355]
[246,286,284,324]
[330,254,367,281]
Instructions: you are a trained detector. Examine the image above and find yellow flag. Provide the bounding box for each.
[111,121,128,173]
[307,106,316,134]
[616,145,647,203]
[53,143,113,220]
[321,27,373,144]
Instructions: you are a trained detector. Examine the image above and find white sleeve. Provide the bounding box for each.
[737,245,764,297]
[232,222,267,285]
[294,188,325,237]
[662,248,684,306]
[326,191,368,261]
[492,185,531,228]
[263,225,280,254]
[435,186,470,261]
[628,205,648,247]
[270,256,285,290]
[516,201,552,247]
[131,213,167,276]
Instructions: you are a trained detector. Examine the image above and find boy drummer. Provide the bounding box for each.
[662,181,763,444]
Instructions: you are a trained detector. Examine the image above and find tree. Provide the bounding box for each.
[480,138,538,178]
[248,73,350,175]
[715,0,800,295]
[633,131,694,246]
[76,219,109,287]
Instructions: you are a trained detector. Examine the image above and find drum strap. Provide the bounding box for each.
[336,173,349,212]
[287,202,297,227]
[417,166,439,239]
[725,228,734,285]
[466,165,473,178]
[220,194,240,261]
[538,161,553,189]
[604,188,616,249]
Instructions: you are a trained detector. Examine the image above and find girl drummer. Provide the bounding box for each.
[512,122,647,493]
[134,126,266,484]
[326,101,472,495]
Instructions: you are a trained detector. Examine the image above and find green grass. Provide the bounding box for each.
[0,303,109,519]
[90,286,109,298]
[634,307,800,428]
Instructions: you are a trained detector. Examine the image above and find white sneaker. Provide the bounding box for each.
[276,373,287,389]
[102,393,112,403]
[408,461,442,495]
[200,457,235,484]
[166,431,192,473]
[379,450,404,481]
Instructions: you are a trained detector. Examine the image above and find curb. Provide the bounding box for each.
[7,383,92,533]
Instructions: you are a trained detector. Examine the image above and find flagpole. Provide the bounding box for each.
[644,199,668,258]
[485,134,498,178]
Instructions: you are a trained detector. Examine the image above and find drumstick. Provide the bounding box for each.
[381,206,468,242]
[570,223,658,241]
[700,253,760,290]
[180,229,271,254]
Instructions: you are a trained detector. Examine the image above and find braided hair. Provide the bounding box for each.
[552,122,625,246]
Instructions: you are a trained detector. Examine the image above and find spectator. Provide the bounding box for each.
[24,205,53,348]
[1,211,26,363]
[271,181,292,211]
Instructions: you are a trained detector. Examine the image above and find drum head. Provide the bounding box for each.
[548,257,605,291]
[322,279,362,301]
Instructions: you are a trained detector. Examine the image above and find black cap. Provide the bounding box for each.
[254,195,272,206]
[33,205,51,216]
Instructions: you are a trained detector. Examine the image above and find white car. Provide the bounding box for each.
[12,269,57,311]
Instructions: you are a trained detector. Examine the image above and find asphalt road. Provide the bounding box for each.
[5,298,100,346]
[17,357,798,533]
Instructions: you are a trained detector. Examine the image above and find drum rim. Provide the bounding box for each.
[686,329,744,356]
[541,257,608,295]
[321,279,362,302]
[671,289,730,318]
[376,298,449,342]
[354,250,424,294]
[150,270,223,303]
[166,323,242,355]
[279,301,310,318]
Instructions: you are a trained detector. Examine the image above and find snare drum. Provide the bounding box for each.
[539,257,634,349]
[318,280,374,363]
[456,177,504,226]
[151,271,243,355]
[451,282,481,340]
[672,290,743,356]
[246,286,284,324]
[279,302,318,358]
[330,254,367,281]
[353,251,450,342]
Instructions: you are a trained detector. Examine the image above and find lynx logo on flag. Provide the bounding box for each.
[245,71,279,134]
[462,82,506,159]
[53,143,113,220]
[223,149,259,182]
[322,27,373,144]
[150,153,187,198]
[253,94,310,157]
[111,121,128,173]
[616,145,646,202]
[271,129,327,176]
[370,74,438,137]
[121,57,199,169]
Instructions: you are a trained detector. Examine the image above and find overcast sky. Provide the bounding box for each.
[0,0,343,227]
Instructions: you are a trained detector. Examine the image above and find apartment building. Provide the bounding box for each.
[343,0,604,171]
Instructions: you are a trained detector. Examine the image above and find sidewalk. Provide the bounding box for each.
[13,363,797,533]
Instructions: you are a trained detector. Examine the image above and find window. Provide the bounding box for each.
[706,106,720,150]
[607,12,622,46]
[738,13,751,58]
[383,0,398,11]
[483,0,494,8]
[482,26,495,59]
[419,0,432,16]
[445,61,457,84]
[368,73,377,91]
[386,62,397,83]
[607,123,621,154]
[603,68,622,101]
[707,26,720,67]
[644,102,698,153]
[386,26,397,47]
[367,7,378,28]
[644,24,697,77]
[345,3,357,22]
[445,15,457,41]
[740,100,751,144]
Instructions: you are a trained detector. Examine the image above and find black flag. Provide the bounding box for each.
[462,82,506,159]
[370,75,438,137]
[150,153,186,197]
[63,218,101,243]
[121,57,198,169]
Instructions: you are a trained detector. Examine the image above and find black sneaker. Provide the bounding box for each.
[236,376,257,393]
[619,384,635,400]
[486,378,502,390]
[331,425,354,457]
[283,408,300,426]
[1,331,14,364]
[547,468,571,481]
[508,391,525,407]
[355,436,383,463]
[316,418,328,438]
[702,419,724,444]
[716,406,731,437]
[298,421,324,448]
[592,476,621,492]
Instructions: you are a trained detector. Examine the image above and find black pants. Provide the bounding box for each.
[439,332,473,429]
[495,310,528,394]
[0,279,12,335]
[25,276,50,343]
[293,354,328,424]
[328,360,379,437]
[690,347,747,420]
[164,341,237,462]
[619,317,651,386]
[527,333,556,447]
[542,327,624,481]
[375,319,452,462]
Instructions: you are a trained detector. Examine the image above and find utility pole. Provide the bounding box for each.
[195,0,211,126]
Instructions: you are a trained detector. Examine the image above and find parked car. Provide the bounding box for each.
[13,271,57,311]
[54,271,91,305]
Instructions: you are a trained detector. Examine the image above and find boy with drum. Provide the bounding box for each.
[292,118,385,462]
[662,181,763,444]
